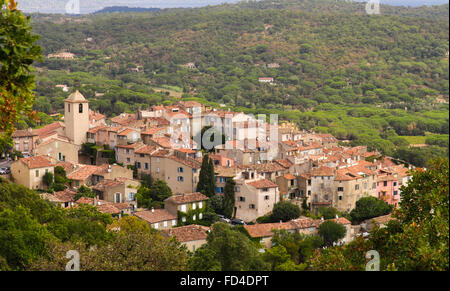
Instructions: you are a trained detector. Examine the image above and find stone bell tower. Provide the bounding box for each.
[64,90,89,145]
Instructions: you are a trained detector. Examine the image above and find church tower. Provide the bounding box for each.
[64,90,89,145]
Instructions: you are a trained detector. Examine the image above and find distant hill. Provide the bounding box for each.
[93,6,161,14]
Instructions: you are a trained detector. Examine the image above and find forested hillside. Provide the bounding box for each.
[27,0,449,165]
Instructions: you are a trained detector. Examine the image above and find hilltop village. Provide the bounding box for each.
[8,91,413,250]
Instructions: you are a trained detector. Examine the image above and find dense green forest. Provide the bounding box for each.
[25,0,449,166]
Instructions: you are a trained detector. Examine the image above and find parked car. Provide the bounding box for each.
[4,167,10,174]
[0,168,7,175]
[231,218,245,225]
[218,214,232,224]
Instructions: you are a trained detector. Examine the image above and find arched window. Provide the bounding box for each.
[79,103,83,113]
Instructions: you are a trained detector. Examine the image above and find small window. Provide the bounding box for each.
[172,219,177,226]
[163,221,168,227]
[79,103,83,113]
[264,195,270,200]
[199,202,203,208]
[262,188,268,192]
[239,196,245,202]
[339,195,342,201]
[384,181,388,187]
[337,187,344,192]
[137,162,141,169]
[154,223,159,229]
[156,167,160,173]
[355,184,359,190]
[35,170,39,177]
[249,204,255,209]
[177,176,184,182]
[145,163,149,170]
[182,217,186,222]
[192,202,196,210]
[324,195,328,200]
[199,213,203,220]
[193,214,196,221]
[67,104,70,112]
[181,205,187,212]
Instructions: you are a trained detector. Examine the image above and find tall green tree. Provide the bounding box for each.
[197,154,215,197]
[223,178,235,218]
[271,201,301,222]
[0,0,42,152]
[318,220,346,247]
[350,197,392,224]
[188,222,270,271]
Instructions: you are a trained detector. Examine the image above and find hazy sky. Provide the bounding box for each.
[18,0,450,14]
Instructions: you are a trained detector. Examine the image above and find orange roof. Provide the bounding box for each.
[275,159,293,169]
[284,174,295,180]
[67,165,100,181]
[134,209,177,224]
[168,154,201,169]
[33,122,65,138]
[151,137,172,149]
[135,145,158,155]
[117,128,137,136]
[116,142,144,149]
[87,125,107,134]
[12,129,37,138]
[311,166,335,177]
[141,127,166,135]
[244,222,295,238]
[165,192,209,204]
[161,225,209,242]
[89,111,105,121]
[20,155,53,169]
[247,179,278,189]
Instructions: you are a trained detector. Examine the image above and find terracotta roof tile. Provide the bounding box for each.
[161,225,209,242]
[244,222,295,238]
[134,209,177,224]
[275,159,293,169]
[20,155,54,169]
[311,166,335,177]
[135,145,158,155]
[12,129,37,138]
[165,192,209,204]
[67,165,100,181]
[247,179,278,189]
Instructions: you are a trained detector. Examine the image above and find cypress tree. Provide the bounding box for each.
[197,153,210,196]
[208,156,216,197]
[223,178,236,218]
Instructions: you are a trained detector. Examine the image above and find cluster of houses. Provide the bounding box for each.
[7,90,411,251]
